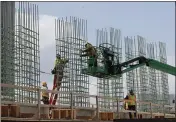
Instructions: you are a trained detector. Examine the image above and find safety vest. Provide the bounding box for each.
[124,102,128,110]
[128,95,136,106]
[41,86,49,98]
[55,58,67,67]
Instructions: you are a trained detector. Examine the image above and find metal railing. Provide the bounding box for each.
[1,83,175,120]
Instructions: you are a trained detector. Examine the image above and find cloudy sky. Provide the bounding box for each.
[28,2,175,96]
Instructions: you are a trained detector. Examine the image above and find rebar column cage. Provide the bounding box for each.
[124,36,150,112]
[96,28,123,112]
[124,35,170,112]
[155,41,170,112]
[146,42,158,112]
[55,17,90,107]
[1,2,40,103]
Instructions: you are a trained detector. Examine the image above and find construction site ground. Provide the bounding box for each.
[1,118,176,122]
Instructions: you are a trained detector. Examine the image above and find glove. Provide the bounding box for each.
[65,59,69,63]
[51,69,56,74]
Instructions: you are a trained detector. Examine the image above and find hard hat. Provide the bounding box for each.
[129,89,133,94]
[42,81,47,86]
[56,53,61,58]
[85,42,91,47]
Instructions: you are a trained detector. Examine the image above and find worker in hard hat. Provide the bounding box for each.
[124,90,136,119]
[41,81,49,104]
[80,42,97,67]
[51,53,69,90]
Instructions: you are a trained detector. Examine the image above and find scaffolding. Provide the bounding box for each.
[96,28,124,111]
[55,17,90,107]
[1,2,40,103]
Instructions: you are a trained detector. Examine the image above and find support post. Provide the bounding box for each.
[135,101,138,119]
[116,99,120,119]
[96,96,99,120]
[150,102,153,118]
[37,88,41,120]
[163,105,165,118]
[70,92,74,120]
[8,104,11,117]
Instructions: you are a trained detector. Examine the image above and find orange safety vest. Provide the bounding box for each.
[128,95,136,106]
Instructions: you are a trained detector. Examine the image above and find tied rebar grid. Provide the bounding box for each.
[1,2,40,103]
[1,1,16,101]
[147,42,158,112]
[124,36,170,112]
[155,42,170,112]
[96,28,123,111]
[55,17,90,107]
[124,36,149,112]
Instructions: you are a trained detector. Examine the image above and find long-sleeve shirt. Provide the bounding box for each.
[41,86,49,98]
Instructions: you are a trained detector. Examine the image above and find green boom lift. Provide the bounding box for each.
[80,43,176,79]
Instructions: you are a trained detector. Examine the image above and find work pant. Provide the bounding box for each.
[42,96,49,104]
[128,105,136,119]
[88,55,97,67]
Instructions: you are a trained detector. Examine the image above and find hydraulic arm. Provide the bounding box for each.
[80,43,176,78]
[116,56,176,76]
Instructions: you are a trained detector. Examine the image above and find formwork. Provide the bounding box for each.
[96,28,124,111]
[1,1,40,103]
[55,17,90,107]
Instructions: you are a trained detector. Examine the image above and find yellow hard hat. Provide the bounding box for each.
[85,42,91,47]
[42,81,47,86]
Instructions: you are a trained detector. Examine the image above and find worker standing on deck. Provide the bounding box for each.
[124,90,136,119]
[51,53,69,90]
[80,42,97,67]
[41,81,49,104]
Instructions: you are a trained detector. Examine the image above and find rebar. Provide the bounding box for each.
[1,1,40,103]
[55,17,90,107]
[96,27,123,111]
[124,35,170,112]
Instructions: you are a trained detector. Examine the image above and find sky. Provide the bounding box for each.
[28,2,175,96]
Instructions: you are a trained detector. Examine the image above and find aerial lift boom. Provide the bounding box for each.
[81,43,176,78]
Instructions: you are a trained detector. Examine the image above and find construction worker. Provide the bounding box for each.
[51,53,69,90]
[41,81,49,104]
[80,42,97,67]
[124,90,136,119]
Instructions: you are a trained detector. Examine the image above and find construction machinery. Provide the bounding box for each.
[80,43,176,78]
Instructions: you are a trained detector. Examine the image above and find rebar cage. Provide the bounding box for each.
[55,17,90,107]
[1,2,40,103]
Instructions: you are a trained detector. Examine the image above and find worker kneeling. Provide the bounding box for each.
[124,90,136,119]
[41,82,49,104]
